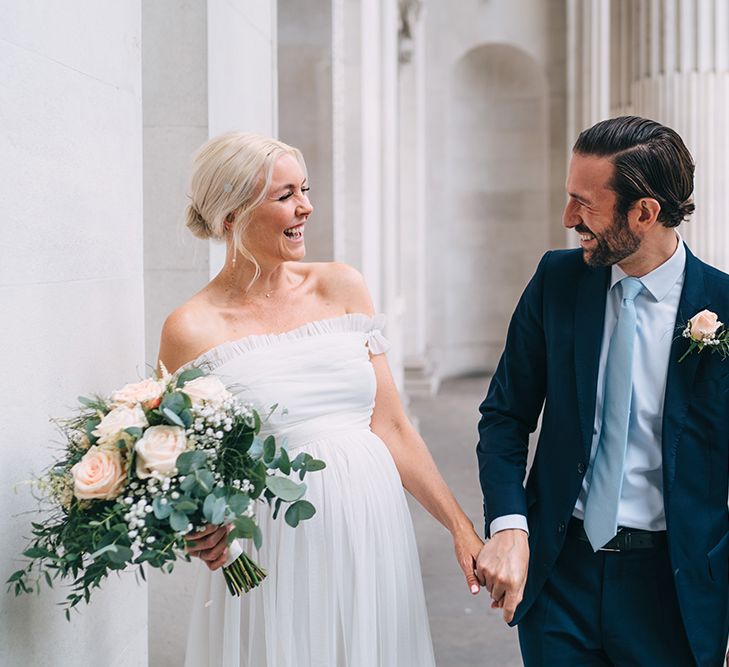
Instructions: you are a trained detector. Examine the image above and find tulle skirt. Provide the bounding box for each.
[184,429,436,667]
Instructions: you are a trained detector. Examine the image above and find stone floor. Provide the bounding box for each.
[407,375,523,667]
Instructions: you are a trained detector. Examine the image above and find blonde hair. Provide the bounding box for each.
[185,132,307,284]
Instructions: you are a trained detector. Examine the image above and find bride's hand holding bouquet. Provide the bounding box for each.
[7,365,325,617]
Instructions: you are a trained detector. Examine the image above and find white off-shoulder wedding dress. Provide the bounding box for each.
[183,314,436,667]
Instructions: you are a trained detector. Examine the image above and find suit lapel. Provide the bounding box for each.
[574,264,610,457]
[662,246,708,496]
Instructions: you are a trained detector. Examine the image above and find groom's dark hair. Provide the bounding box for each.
[573,116,695,228]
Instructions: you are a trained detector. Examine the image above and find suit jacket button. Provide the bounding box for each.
[558,521,566,533]
[577,462,586,474]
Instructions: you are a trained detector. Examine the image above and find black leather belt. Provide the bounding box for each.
[568,518,667,552]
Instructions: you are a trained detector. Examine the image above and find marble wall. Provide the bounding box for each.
[0,2,148,665]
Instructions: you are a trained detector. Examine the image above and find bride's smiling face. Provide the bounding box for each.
[243,153,313,264]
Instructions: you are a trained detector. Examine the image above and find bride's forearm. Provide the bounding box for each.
[379,422,475,537]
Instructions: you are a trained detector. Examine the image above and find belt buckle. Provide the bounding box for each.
[598,530,627,552]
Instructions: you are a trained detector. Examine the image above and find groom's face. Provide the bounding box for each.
[563,153,641,267]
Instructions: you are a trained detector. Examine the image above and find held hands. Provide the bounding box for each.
[185,524,230,571]
[452,528,485,595]
[475,529,529,623]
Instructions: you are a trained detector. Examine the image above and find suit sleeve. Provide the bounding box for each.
[476,251,549,536]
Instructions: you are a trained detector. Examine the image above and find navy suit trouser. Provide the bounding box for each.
[517,528,697,667]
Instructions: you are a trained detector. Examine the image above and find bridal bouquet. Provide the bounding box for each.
[7,366,325,618]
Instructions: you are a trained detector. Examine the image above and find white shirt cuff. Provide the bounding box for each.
[223,538,243,568]
[490,514,529,536]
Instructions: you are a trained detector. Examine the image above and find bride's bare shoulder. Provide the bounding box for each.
[158,296,220,374]
[308,262,374,314]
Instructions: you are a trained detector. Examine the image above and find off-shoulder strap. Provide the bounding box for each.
[365,313,391,355]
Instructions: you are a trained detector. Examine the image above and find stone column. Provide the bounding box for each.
[569,0,729,270]
[614,0,729,271]
[144,2,279,665]
[0,3,147,665]
[399,0,438,395]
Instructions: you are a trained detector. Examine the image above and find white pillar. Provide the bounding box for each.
[0,3,147,665]
[613,0,729,271]
[145,3,279,665]
[207,0,279,276]
[399,0,438,395]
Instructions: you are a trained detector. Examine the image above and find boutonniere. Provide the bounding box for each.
[678,309,729,362]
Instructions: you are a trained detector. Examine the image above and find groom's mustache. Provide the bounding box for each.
[575,224,592,235]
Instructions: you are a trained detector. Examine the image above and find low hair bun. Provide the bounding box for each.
[185,204,211,239]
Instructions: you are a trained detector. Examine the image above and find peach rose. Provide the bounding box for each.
[689,309,722,342]
[135,425,188,478]
[181,375,231,405]
[111,378,165,410]
[71,446,127,500]
[93,404,148,446]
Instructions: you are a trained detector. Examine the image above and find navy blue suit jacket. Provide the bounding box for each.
[477,245,729,666]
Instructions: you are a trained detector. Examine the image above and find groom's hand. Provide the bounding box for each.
[475,529,529,623]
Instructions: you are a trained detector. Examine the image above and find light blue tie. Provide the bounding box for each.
[584,276,644,551]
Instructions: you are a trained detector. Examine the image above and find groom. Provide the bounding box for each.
[475,116,729,666]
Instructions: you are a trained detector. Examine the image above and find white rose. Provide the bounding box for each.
[135,425,188,478]
[689,309,723,342]
[181,375,232,405]
[93,404,148,446]
[111,378,165,409]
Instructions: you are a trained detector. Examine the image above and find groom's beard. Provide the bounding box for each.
[577,212,641,267]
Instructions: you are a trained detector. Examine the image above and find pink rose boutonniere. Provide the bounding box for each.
[678,309,729,362]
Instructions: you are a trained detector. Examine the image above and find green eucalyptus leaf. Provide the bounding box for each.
[211,497,227,525]
[174,499,198,513]
[277,448,291,475]
[179,408,193,428]
[85,417,101,444]
[265,476,306,502]
[284,500,316,528]
[124,426,144,439]
[196,469,215,494]
[231,516,256,539]
[162,408,185,428]
[161,391,187,414]
[202,493,216,523]
[304,459,326,473]
[228,493,250,515]
[180,475,197,492]
[253,525,262,550]
[262,436,276,464]
[176,367,205,388]
[107,545,133,565]
[248,437,264,459]
[176,450,207,475]
[169,510,189,533]
[153,496,172,519]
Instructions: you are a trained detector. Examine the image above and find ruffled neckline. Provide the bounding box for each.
[180,312,388,372]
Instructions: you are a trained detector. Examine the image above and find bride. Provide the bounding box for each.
[159,132,483,666]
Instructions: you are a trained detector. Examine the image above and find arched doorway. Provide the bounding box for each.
[442,43,549,376]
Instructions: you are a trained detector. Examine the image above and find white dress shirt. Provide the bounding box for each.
[491,236,686,536]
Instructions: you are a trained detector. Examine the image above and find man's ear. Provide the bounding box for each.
[635,198,661,227]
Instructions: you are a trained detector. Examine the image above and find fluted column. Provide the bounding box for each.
[567,0,611,150]
[570,0,729,270]
[613,0,729,270]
